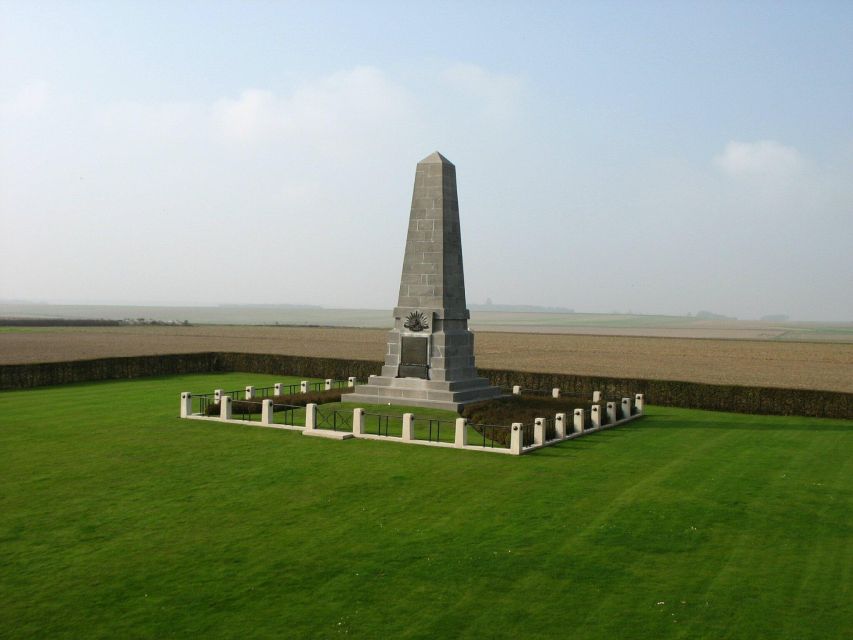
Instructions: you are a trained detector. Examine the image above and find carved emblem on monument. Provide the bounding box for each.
[403,311,429,332]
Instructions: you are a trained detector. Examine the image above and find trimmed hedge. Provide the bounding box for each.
[0,353,226,390]
[0,353,850,419]
[479,367,852,420]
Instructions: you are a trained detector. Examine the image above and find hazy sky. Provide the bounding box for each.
[1,1,851,320]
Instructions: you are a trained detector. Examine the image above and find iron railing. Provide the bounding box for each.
[468,423,512,449]
[190,393,215,416]
[415,418,456,444]
[522,423,536,447]
[315,408,353,432]
[363,413,398,437]
[276,383,301,396]
[234,400,264,422]
[271,403,304,427]
[520,388,554,397]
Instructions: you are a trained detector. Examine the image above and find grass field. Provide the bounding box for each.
[2,325,852,392]
[1,373,851,638]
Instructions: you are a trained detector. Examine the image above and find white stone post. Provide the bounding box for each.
[635,393,645,414]
[533,418,545,445]
[510,423,523,455]
[622,397,632,419]
[245,385,255,400]
[352,408,365,436]
[593,390,601,403]
[180,392,192,418]
[402,413,414,441]
[591,404,602,428]
[512,385,521,395]
[214,389,223,403]
[274,383,283,395]
[324,378,332,391]
[552,387,560,399]
[220,396,232,420]
[555,413,567,439]
[454,418,468,448]
[573,409,584,433]
[261,399,273,425]
[304,403,317,430]
[300,380,309,393]
[606,401,617,424]
[348,376,357,388]
[572,409,583,433]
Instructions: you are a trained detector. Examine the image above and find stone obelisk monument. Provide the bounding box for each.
[348,151,502,411]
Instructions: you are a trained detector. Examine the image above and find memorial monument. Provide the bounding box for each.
[347,151,503,411]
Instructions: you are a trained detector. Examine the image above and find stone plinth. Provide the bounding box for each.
[348,151,502,411]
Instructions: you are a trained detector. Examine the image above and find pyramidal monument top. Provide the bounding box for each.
[394,150,467,316]
[347,151,502,412]
[419,151,453,164]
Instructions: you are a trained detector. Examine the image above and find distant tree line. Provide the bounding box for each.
[0,318,191,327]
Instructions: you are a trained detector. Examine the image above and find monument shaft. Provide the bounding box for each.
[347,152,501,411]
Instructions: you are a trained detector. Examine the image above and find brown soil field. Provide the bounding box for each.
[1,325,851,393]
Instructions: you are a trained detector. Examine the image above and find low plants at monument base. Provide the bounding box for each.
[463,394,627,424]
[204,388,353,416]
[1,373,851,639]
[330,401,463,443]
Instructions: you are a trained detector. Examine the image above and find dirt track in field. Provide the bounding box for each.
[1,325,851,393]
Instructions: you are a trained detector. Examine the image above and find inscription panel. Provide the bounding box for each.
[399,336,429,379]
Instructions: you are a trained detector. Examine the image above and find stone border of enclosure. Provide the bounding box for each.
[178,383,645,456]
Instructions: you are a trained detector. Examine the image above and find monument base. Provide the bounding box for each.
[347,376,504,412]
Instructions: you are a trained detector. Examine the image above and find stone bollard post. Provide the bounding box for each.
[220,396,233,420]
[245,385,255,400]
[324,378,332,391]
[180,392,192,418]
[573,409,585,433]
[214,389,223,403]
[593,390,601,403]
[510,423,523,455]
[352,408,365,435]
[261,399,273,425]
[274,383,283,396]
[533,418,545,445]
[300,381,309,393]
[454,418,468,448]
[552,388,560,399]
[304,403,317,430]
[606,401,617,424]
[402,413,414,441]
[555,413,567,439]
[512,385,521,395]
[635,393,645,414]
[622,397,632,419]
[591,404,602,428]
[348,376,357,388]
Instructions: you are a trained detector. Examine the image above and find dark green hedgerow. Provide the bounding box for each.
[0,352,849,418]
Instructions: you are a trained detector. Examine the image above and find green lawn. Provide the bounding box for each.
[1,373,851,639]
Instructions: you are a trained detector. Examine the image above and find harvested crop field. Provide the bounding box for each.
[1,325,851,393]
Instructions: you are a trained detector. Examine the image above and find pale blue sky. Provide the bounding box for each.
[1,1,851,319]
